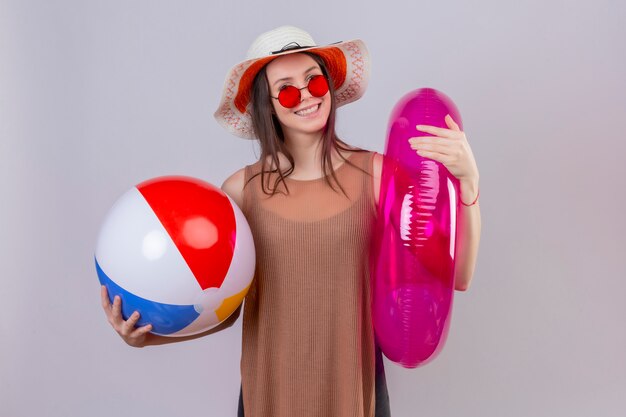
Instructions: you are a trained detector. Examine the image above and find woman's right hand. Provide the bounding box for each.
[101,285,153,348]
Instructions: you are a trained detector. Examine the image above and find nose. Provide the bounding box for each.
[299,84,313,101]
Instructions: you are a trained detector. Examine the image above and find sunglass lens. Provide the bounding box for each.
[278,86,300,108]
[308,75,329,97]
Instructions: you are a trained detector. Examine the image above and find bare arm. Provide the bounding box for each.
[452,179,481,291]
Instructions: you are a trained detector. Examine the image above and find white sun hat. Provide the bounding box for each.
[213,25,370,139]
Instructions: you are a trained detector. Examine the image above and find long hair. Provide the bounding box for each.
[248,51,368,197]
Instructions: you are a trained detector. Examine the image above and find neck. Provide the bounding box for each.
[278,130,352,180]
[283,130,325,173]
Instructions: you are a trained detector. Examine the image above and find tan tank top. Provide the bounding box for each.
[239,150,378,417]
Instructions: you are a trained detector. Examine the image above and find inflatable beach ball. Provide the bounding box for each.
[95,176,255,337]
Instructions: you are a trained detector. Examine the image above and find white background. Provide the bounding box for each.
[1,0,625,416]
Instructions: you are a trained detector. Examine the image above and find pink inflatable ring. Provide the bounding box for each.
[371,88,463,368]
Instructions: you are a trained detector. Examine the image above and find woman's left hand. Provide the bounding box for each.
[408,114,479,184]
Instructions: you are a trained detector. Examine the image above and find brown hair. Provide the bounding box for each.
[248,51,368,197]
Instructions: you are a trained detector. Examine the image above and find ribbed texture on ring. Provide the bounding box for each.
[239,150,378,417]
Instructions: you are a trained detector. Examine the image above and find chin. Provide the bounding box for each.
[291,104,331,134]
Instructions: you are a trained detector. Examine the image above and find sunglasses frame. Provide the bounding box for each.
[270,74,330,109]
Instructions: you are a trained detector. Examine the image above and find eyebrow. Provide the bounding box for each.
[272,66,320,87]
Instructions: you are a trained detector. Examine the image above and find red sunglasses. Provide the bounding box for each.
[271,75,329,109]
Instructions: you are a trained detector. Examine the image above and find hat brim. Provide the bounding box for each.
[214,39,370,139]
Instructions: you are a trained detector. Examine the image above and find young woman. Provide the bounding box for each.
[101,26,481,417]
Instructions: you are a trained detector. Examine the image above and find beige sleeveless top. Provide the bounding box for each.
[239,150,378,417]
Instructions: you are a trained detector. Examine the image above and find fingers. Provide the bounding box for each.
[122,311,142,335]
[109,295,140,330]
[110,295,151,337]
[111,294,123,324]
[410,140,455,157]
[415,123,464,140]
[130,323,153,339]
[101,287,153,346]
[101,286,114,324]
[445,114,461,131]
[409,136,455,147]
[101,285,111,310]
[414,150,451,164]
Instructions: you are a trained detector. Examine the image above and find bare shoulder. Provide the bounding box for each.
[221,167,246,209]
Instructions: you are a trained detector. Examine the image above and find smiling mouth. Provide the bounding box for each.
[295,103,321,117]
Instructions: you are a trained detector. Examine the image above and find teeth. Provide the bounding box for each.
[295,104,319,116]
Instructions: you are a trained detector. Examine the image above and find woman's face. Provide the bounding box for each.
[265,53,331,139]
